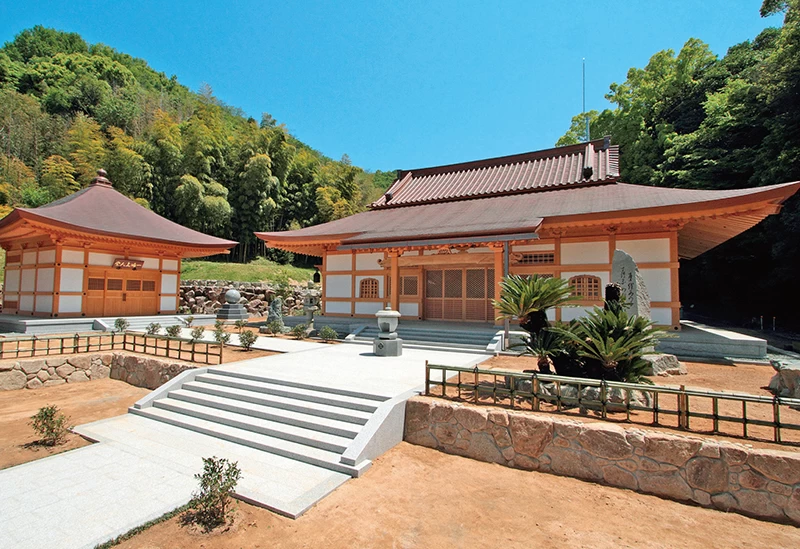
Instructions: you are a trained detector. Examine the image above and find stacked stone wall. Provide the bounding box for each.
[405,396,800,525]
[179,280,316,317]
[0,353,194,391]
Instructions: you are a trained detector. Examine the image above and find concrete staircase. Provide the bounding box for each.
[95,314,216,332]
[353,324,499,353]
[130,368,391,476]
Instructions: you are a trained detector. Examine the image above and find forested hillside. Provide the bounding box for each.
[558,0,800,329]
[0,26,396,262]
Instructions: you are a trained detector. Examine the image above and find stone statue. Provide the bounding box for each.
[611,250,651,320]
[267,297,283,323]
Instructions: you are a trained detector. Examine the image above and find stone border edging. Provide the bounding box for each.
[0,353,196,391]
[404,396,800,525]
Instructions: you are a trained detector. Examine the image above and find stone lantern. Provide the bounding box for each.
[373,307,403,356]
[303,281,321,329]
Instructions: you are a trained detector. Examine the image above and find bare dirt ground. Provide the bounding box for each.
[466,356,800,450]
[115,442,800,549]
[0,378,149,470]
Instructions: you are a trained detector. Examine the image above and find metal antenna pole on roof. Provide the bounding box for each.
[583,58,590,142]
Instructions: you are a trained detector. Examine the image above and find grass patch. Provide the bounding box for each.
[181,257,313,284]
[94,502,192,549]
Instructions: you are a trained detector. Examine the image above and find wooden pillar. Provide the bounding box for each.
[670,230,681,330]
[52,241,63,318]
[492,244,504,323]
[389,250,400,311]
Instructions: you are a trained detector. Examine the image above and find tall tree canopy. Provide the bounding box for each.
[558,0,800,328]
[0,25,394,261]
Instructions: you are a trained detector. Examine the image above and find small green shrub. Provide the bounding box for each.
[145,322,161,336]
[267,320,284,335]
[233,319,248,334]
[185,315,195,327]
[214,319,226,330]
[319,325,338,342]
[291,323,307,340]
[29,405,71,446]
[213,326,231,346]
[183,456,242,532]
[114,318,130,332]
[239,329,257,350]
[190,326,206,342]
[165,325,182,338]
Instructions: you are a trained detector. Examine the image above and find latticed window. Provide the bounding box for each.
[517,252,555,265]
[142,280,156,292]
[569,275,602,300]
[87,278,105,290]
[359,278,380,299]
[388,276,419,297]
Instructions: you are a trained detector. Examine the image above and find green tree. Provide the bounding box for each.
[66,113,106,186]
[40,154,78,197]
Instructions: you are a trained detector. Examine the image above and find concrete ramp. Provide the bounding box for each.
[656,320,767,360]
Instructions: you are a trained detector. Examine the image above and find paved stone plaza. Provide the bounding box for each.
[0,340,483,549]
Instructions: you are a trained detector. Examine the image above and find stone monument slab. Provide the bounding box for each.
[611,249,651,320]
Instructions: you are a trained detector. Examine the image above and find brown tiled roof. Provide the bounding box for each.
[371,138,619,208]
[0,174,237,252]
[257,181,800,258]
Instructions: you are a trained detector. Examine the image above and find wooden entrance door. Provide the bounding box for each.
[424,267,494,322]
[85,269,159,317]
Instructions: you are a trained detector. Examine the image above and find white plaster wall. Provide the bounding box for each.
[38,250,56,264]
[325,274,352,298]
[651,308,672,326]
[560,271,610,289]
[546,308,556,321]
[560,306,595,321]
[36,268,54,292]
[355,252,383,271]
[401,250,420,256]
[5,269,19,292]
[131,256,160,270]
[88,252,115,266]
[60,268,84,292]
[325,301,351,314]
[639,268,672,302]
[22,251,36,265]
[20,295,34,311]
[160,296,177,311]
[162,259,178,271]
[355,302,383,315]
[161,274,178,294]
[466,247,492,254]
[21,269,35,292]
[399,302,419,317]
[4,293,18,302]
[561,241,608,264]
[326,254,352,271]
[423,250,438,256]
[35,295,53,314]
[355,275,383,298]
[617,238,670,264]
[59,295,82,314]
[61,249,84,264]
[512,243,555,252]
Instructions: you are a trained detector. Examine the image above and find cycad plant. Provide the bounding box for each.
[493,274,577,335]
[551,306,663,383]
[521,329,565,374]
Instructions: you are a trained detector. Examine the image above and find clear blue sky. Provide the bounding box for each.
[0,1,783,171]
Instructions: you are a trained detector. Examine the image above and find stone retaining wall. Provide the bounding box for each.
[179,280,316,317]
[0,353,194,391]
[405,396,800,525]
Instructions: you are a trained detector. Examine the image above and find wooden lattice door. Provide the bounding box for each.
[424,268,494,321]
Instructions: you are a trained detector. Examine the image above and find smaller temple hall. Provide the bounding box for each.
[0,170,237,318]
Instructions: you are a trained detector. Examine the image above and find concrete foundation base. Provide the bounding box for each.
[374,337,403,356]
[216,304,248,321]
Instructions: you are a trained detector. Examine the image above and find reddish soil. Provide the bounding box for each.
[0,378,149,470]
[463,356,800,450]
[115,442,800,549]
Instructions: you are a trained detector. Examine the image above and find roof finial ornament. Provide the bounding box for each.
[91,169,112,187]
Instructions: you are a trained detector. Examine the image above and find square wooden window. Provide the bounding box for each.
[107,279,123,291]
[88,278,105,290]
[401,276,418,297]
[126,279,142,291]
[518,252,555,265]
[142,280,156,292]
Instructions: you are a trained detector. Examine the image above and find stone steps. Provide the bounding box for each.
[130,368,380,477]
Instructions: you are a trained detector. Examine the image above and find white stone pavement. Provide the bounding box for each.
[0,341,485,549]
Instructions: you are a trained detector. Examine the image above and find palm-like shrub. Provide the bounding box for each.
[521,329,565,374]
[552,307,663,383]
[493,274,577,335]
